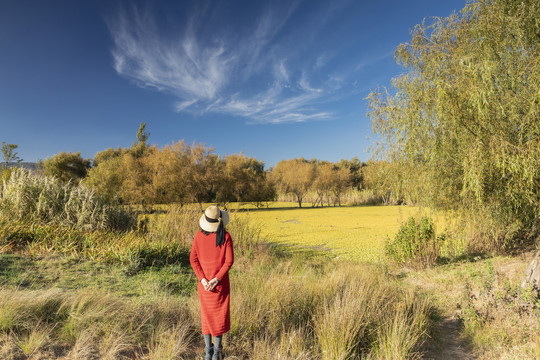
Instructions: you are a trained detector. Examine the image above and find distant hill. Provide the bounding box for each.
[5,162,38,170]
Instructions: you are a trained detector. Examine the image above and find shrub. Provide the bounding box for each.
[385,216,441,267]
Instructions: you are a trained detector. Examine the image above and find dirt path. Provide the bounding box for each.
[423,315,474,359]
[402,269,476,359]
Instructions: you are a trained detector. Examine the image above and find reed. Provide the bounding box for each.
[0,169,135,231]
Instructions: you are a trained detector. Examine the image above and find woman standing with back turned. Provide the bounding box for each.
[190,205,234,360]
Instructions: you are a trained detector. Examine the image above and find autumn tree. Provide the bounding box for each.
[368,0,540,248]
[93,147,125,167]
[185,143,221,210]
[41,151,91,183]
[331,166,351,206]
[120,146,158,205]
[338,157,365,190]
[148,141,191,204]
[85,123,153,204]
[84,155,127,202]
[312,162,334,207]
[271,158,315,207]
[216,154,273,204]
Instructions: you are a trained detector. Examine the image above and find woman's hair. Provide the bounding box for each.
[200,227,226,236]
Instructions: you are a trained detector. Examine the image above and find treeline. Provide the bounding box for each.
[5,124,382,208]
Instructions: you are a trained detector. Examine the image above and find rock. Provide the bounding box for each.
[522,250,540,297]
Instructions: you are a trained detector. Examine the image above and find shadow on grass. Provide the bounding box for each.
[0,254,36,287]
[266,241,335,263]
[232,203,377,213]
[125,246,192,275]
[436,252,489,265]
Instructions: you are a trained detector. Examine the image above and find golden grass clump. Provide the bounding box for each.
[0,168,135,231]
[224,258,431,359]
[0,288,198,360]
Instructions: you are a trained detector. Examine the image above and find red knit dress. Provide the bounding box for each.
[190,230,234,336]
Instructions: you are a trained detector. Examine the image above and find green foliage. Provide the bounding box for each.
[84,154,127,202]
[385,216,440,266]
[368,0,540,250]
[338,157,366,190]
[1,142,22,168]
[41,151,91,183]
[92,146,125,167]
[135,122,149,145]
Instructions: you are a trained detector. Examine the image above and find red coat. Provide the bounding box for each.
[190,230,234,336]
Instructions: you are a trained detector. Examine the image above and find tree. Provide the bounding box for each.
[338,157,365,190]
[216,154,274,205]
[131,122,151,158]
[184,143,221,210]
[1,142,22,168]
[271,158,315,207]
[84,155,128,202]
[312,162,334,207]
[93,147,125,167]
[331,166,351,206]
[367,0,540,249]
[42,152,91,183]
[136,122,149,145]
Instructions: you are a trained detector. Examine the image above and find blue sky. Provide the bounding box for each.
[0,0,466,167]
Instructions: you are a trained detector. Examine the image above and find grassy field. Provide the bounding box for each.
[237,205,424,262]
[0,204,436,359]
[0,190,537,359]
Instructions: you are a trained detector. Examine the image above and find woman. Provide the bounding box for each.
[190,205,234,360]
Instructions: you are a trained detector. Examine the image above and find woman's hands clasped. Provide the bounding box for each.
[201,277,220,291]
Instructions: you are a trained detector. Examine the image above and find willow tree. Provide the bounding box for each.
[368,0,540,249]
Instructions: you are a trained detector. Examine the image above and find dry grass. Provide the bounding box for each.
[403,254,540,359]
[225,257,432,359]
[4,196,532,359]
[0,256,432,359]
[0,168,135,231]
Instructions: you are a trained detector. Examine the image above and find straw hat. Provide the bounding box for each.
[199,205,229,232]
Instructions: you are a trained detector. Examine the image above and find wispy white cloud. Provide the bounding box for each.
[216,86,331,124]
[109,9,232,101]
[107,2,360,124]
[355,50,395,71]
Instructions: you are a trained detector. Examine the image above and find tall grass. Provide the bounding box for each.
[0,288,197,359]
[226,259,431,359]
[0,169,135,231]
[0,192,433,359]
[0,264,432,359]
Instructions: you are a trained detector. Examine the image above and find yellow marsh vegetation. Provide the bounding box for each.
[237,205,450,262]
